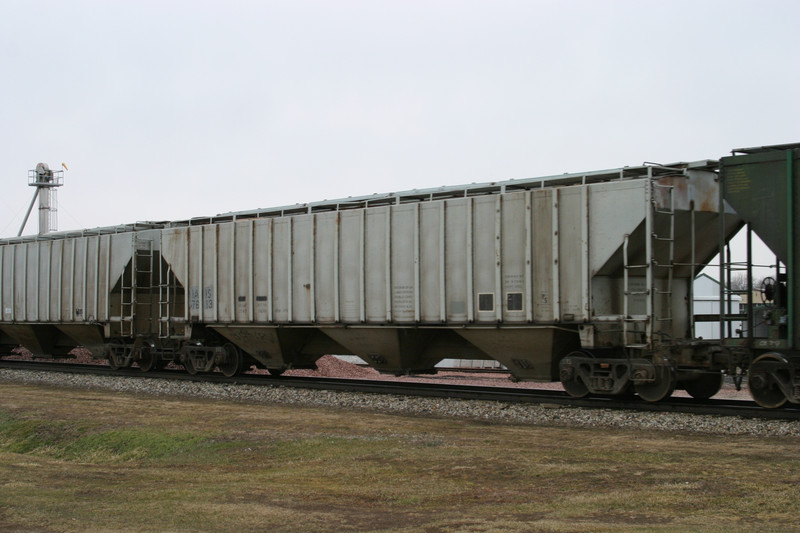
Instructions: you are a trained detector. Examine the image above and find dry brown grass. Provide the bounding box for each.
[1,382,799,532]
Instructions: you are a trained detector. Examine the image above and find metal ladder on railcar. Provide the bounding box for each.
[622,180,676,352]
[120,237,156,338]
[157,261,173,340]
[652,182,676,337]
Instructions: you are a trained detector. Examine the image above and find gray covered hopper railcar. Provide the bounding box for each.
[0,159,740,396]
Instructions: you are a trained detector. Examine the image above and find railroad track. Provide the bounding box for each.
[2,359,798,421]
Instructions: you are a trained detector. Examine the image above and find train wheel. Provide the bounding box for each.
[136,344,159,373]
[183,355,199,375]
[105,340,128,370]
[635,365,676,402]
[748,353,788,409]
[560,350,591,398]
[267,367,285,376]
[682,372,724,400]
[218,344,244,378]
[562,379,589,398]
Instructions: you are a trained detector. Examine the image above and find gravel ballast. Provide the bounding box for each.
[2,368,799,438]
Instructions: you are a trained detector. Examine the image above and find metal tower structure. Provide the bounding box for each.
[18,163,65,236]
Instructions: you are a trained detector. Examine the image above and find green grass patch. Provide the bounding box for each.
[0,412,214,463]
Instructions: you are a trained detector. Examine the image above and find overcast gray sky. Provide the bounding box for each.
[1,0,798,244]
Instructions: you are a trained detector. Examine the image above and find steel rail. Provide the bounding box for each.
[1,359,798,421]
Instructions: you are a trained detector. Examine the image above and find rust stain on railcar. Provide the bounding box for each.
[655,173,719,213]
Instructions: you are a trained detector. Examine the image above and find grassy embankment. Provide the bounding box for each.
[1,382,799,532]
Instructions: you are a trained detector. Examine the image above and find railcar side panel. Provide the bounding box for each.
[313,213,336,324]
[292,215,314,323]
[25,243,38,322]
[2,247,14,323]
[532,189,556,322]
[271,218,290,322]
[338,210,363,323]
[587,180,647,276]
[74,238,87,323]
[48,240,62,321]
[420,202,444,323]
[186,226,202,321]
[445,199,469,322]
[216,223,232,322]
[233,221,252,323]
[14,243,26,321]
[253,220,271,322]
[60,240,75,322]
[205,225,220,322]
[35,242,50,321]
[364,207,389,322]
[472,195,499,323]
[390,203,417,323]
[500,192,528,324]
[557,187,587,322]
